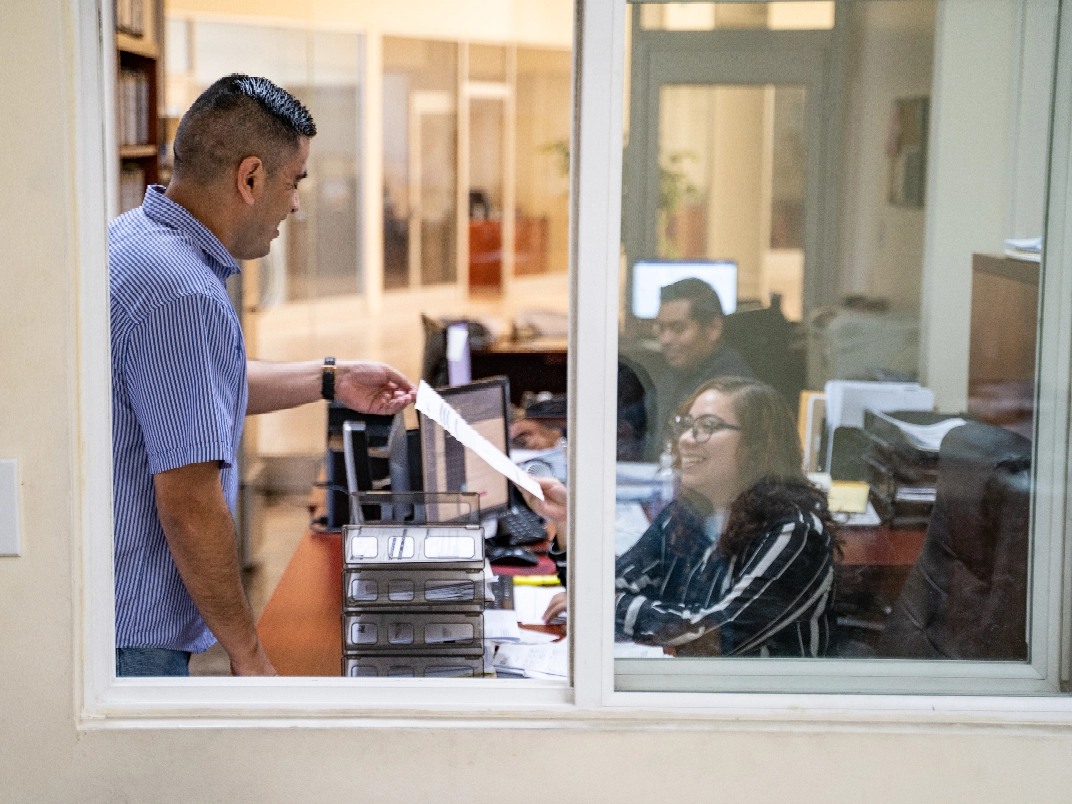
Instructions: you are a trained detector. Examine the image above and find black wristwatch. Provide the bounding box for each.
[321,357,336,401]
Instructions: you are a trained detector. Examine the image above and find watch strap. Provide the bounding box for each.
[321,357,337,401]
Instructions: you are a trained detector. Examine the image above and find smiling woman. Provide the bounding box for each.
[614,377,837,657]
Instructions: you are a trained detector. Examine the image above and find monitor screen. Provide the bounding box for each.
[419,377,512,520]
[631,260,738,318]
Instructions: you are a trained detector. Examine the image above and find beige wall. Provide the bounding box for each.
[837,1,935,313]
[8,1,1072,800]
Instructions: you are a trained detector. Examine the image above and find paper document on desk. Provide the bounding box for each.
[415,380,544,500]
[483,609,522,643]
[492,642,568,678]
[513,584,565,625]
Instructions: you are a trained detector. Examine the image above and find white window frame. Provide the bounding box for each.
[74,0,1072,728]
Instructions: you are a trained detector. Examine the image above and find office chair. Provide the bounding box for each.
[720,296,805,406]
[876,422,1031,661]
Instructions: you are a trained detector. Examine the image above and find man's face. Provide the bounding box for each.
[655,299,722,370]
[236,136,310,260]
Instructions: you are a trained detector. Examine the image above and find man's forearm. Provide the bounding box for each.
[154,463,274,675]
[246,358,417,417]
[246,360,322,415]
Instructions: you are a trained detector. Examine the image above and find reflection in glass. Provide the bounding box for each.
[382,37,458,290]
[618,0,1042,674]
[640,2,836,31]
[657,84,806,320]
[515,47,572,275]
[616,377,836,656]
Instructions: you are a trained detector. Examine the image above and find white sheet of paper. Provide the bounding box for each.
[415,380,544,500]
[613,641,671,659]
[517,628,560,645]
[483,609,522,643]
[513,584,565,625]
[492,642,568,678]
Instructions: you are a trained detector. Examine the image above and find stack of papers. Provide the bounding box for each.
[483,610,522,643]
[492,641,569,679]
[1004,237,1042,262]
[613,642,671,659]
[869,410,966,452]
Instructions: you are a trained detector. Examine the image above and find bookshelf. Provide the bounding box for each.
[115,0,164,214]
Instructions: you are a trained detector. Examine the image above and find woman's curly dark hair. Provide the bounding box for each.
[721,477,838,559]
[671,376,840,559]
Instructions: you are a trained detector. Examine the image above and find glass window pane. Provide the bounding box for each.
[641,2,836,31]
[615,0,1050,689]
[515,47,572,276]
[382,37,459,290]
[469,43,507,81]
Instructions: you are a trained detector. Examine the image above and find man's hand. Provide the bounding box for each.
[522,476,568,526]
[154,461,277,677]
[246,359,417,416]
[542,591,567,624]
[335,361,417,415]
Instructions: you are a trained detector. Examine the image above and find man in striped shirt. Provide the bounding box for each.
[110,75,416,677]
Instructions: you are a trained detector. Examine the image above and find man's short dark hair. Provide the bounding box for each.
[172,74,316,185]
[659,277,725,325]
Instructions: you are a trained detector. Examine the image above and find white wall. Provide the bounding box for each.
[8,2,1072,800]
[837,1,935,313]
[919,0,1020,409]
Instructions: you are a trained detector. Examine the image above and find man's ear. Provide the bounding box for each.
[705,315,724,345]
[235,155,265,206]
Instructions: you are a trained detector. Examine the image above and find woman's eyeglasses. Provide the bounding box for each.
[671,414,742,444]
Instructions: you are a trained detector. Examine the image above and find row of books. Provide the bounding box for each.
[119,165,145,214]
[118,69,151,147]
[115,0,146,36]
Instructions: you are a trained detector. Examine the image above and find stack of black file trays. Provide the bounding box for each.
[862,410,965,529]
[341,493,487,678]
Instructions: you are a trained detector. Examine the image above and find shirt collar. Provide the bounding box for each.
[141,185,241,280]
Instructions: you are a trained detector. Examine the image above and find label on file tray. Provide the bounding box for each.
[388,579,415,601]
[387,622,414,645]
[425,623,475,644]
[387,535,415,559]
[349,536,378,560]
[424,533,477,559]
[350,622,378,645]
[349,578,378,601]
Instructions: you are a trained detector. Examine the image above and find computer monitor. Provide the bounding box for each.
[419,376,512,521]
[631,259,738,318]
[445,321,472,386]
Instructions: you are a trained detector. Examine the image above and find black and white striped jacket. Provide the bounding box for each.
[615,497,836,657]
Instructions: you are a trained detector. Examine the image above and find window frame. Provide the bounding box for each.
[74,0,1072,727]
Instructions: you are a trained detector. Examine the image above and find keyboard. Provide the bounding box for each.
[494,508,548,547]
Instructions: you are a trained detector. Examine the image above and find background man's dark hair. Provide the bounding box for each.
[172,74,317,186]
[659,277,725,325]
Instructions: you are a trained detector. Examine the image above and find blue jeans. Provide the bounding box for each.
[116,648,191,677]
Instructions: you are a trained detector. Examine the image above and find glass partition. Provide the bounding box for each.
[382,37,460,290]
[614,0,1052,691]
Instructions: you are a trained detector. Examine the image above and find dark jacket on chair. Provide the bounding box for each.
[877,422,1031,661]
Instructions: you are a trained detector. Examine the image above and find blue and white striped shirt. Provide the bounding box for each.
[109,186,247,652]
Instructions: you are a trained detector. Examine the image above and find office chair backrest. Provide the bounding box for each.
[877,422,1031,661]
[720,300,805,406]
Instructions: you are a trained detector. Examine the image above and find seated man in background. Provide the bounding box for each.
[649,278,753,455]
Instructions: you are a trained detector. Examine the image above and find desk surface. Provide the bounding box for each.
[257,521,925,676]
[258,530,343,676]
